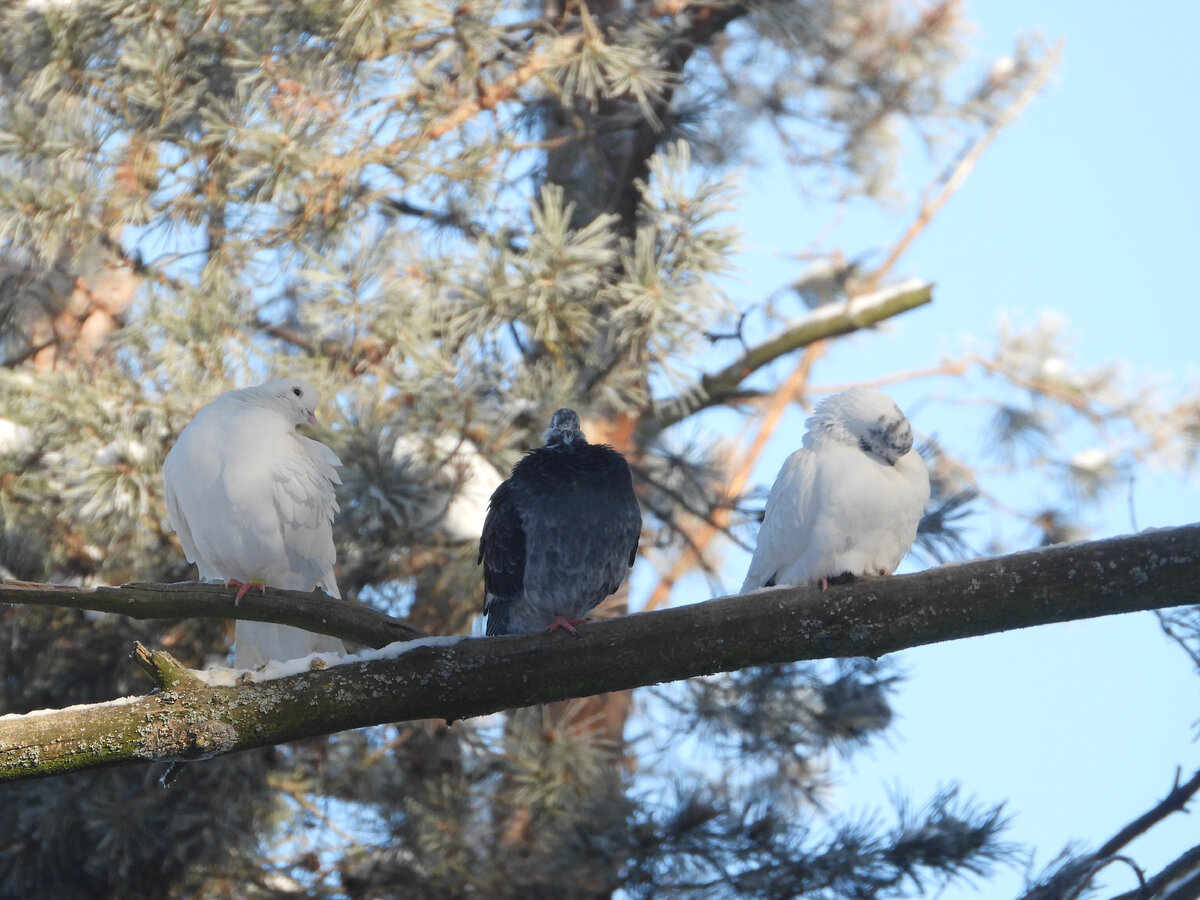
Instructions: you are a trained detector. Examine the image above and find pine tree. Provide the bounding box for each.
[0,2,1196,899]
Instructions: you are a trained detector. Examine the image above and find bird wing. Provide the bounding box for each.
[273,434,342,597]
[587,452,640,594]
[231,434,344,664]
[741,447,818,591]
[162,406,236,582]
[479,478,526,633]
[162,439,205,571]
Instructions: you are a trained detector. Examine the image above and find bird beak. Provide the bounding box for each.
[307,411,318,426]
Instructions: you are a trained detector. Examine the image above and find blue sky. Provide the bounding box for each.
[706,3,1200,897]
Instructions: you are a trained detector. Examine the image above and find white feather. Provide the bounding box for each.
[742,387,930,591]
[162,378,346,668]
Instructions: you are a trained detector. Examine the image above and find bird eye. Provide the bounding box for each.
[292,387,303,397]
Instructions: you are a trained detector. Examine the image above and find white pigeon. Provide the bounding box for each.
[741,387,930,592]
[162,378,346,669]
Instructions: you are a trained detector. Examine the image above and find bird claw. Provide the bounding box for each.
[547,615,587,636]
[821,571,856,590]
[226,579,266,604]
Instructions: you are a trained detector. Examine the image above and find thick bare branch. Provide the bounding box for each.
[648,280,933,433]
[1,523,1198,783]
[0,580,426,647]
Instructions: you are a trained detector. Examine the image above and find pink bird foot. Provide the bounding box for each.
[547,615,588,635]
[227,579,266,604]
[820,571,856,590]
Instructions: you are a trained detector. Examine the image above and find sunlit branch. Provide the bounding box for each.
[647,280,933,434]
[2,522,1198,783]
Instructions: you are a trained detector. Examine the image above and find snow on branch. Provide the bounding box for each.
[2,522,1199,783]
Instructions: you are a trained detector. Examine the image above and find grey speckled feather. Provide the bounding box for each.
[478,409,641,636]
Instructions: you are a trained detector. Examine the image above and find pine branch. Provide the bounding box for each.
[2,523,1199,783]
[0,580,426,647]
[608,2,750,234]
[423,32,586,141]
[648,280,934,433]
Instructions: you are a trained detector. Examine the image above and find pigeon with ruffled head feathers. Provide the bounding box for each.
[742,387,929,592]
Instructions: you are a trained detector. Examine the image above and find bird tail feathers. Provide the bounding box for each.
[233,620,345,669]
[483,595,510,636]
[739,565,775,593]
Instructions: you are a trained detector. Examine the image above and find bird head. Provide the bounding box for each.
[807,387,914,466]
[258,378,321,427]
[543,408,585,447]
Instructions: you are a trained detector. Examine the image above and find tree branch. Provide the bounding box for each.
[1097,768,1200,859]
[2,523,1199,782]
[423,32,585,141]
[858,40,1064,295]
[1106,845,1200,900]
[647,279,933,433]
[0,580,426,647]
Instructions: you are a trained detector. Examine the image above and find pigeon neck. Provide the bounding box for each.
[232,389,304,428]
[544,429,585,449]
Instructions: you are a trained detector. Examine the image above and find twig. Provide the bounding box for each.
[1105,845,1200,900]
[134,642,207,691]
[423,32,585,140]
[1097,767,1200,859]
[271,774,360,844]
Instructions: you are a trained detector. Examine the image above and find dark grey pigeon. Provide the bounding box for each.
[479,409,641,636]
